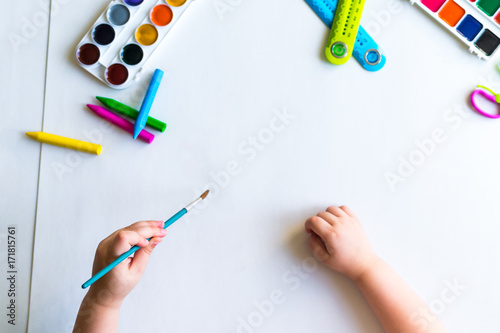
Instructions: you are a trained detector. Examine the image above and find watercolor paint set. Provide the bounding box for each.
[410,0,500,58]
[76,0,193,89]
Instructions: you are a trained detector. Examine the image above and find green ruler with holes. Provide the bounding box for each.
[325,0,366,65]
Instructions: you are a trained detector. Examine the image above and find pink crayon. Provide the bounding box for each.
[87,104,155,144]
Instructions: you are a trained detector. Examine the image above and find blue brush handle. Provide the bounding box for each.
[133,69,164,139]
[81,208,187,289]
[305,0,386,71]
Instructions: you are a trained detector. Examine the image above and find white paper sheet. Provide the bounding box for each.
[26,0,500,332]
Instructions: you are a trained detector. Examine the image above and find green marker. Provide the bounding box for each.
[96,97,167,132]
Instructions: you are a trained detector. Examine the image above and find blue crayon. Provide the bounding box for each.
[133,69,164,139]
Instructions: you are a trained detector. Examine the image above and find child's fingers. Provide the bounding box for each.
[326,206,347,218]
[339,205,356,218]
[309,233,330,262]
[305,216,332,240]
[130,237,163,274]
[127,221,166,239]
[110,230,150,257]
[317,211,338,226]
[129,220,164,229]
[100,221,161,249]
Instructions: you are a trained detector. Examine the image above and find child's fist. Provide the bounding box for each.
[305,206,376,280]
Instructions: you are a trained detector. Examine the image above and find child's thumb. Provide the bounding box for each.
[131,237,162,274]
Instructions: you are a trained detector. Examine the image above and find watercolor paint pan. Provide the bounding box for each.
[76,0,194,89]
[410,0,500,58]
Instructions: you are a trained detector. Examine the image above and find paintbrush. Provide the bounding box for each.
[82,190,209,289]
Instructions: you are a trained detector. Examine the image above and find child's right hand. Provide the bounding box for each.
[305,206,378,281]
[87,220,167,309]
[74,221,167,333]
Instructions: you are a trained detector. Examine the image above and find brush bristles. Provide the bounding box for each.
[200,190,209,199]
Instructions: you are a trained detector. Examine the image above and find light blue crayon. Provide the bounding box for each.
[133,69,164,139]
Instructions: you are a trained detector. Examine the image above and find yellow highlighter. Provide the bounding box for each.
[26,131,102,155]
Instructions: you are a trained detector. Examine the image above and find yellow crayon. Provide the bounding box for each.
[26,131,102,155]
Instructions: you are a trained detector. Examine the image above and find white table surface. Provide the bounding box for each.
[3,0,500,332]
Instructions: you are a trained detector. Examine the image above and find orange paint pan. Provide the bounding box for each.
[150,5,173,27]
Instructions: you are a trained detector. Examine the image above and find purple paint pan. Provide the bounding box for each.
[124,0,144,6]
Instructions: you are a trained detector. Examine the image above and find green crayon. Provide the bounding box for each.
[96,96,167,132]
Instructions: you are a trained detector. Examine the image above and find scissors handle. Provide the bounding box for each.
[471,89,500,119]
